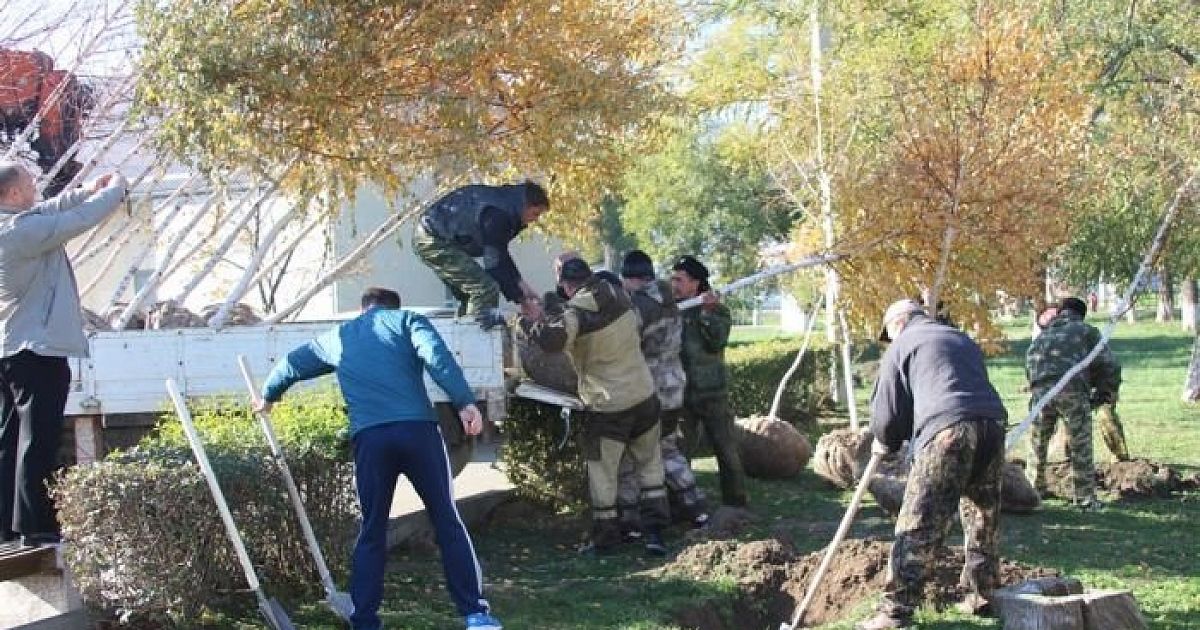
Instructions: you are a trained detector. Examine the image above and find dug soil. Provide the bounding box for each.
[1045,458,1199,499]
[662,537,1057,629]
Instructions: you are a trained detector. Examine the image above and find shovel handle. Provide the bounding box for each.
[166,379,263,592]
[236,355,341,595]
[785,449,886,629]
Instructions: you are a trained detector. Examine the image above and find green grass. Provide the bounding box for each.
[279,317,1199,629]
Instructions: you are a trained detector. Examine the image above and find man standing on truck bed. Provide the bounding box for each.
[258,287,502,630]
[413,181,549,329]
[0,161,127,547]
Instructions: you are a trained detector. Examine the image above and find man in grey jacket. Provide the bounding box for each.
[856,299,1007,630]
[0,161,127,546]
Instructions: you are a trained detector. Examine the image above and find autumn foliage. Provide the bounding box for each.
[134,0,684,232]
[803,7,1091,339]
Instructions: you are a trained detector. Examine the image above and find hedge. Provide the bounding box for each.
[501,339,835,511]
[53,392,357,625]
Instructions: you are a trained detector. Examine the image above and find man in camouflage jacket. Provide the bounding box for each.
[1026,297,1122,509]
[519,257,669,555]
[615,251,709,538]
[671,256,747,508]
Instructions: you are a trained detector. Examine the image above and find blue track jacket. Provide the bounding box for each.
[262,308,476,436]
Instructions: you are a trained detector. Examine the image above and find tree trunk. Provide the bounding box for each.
[1181,277,1197,332]
[171,169,291,305]
[1183,333,1200,402]
[1157,269,1175,322]
[208,199,305,329]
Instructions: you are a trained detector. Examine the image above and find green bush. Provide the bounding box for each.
[500,398,587,512]
[500,339,834,511]
[726,340,834,428]
[53,391,356,625]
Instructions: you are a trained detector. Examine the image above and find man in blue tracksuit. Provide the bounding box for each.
[259,287,501,630]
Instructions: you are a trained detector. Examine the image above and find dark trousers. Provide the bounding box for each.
[0,351,71,538]
[349,421,489,630]
[680,393,748,507]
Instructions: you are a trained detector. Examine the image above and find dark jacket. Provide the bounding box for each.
[870,313,1007,455]
[420,184,527,302]
[680,302,732,399]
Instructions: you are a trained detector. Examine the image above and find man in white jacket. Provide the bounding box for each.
[0,161,127,546]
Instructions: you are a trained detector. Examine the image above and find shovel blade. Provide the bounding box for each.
[261,597,297,630]
[327,590,354,622]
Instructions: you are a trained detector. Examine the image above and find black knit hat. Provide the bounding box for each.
[672,255,711,292]
[1060,296,1087,318]
[559,257,592,283]
[620,250,656,280]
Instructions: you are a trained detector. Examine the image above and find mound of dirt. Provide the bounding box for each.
[1098,459,1200,498]
[1045,459,1199,500]
[736,416,812,479]
[664,537,1057,629]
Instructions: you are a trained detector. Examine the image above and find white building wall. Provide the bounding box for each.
[74,174,567,323]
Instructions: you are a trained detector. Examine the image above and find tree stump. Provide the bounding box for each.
[994,579,1147,630]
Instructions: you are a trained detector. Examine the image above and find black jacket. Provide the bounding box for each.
[869,314,1007,455]
[420,184,527,302]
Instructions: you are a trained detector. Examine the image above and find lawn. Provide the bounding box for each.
[282,317,1199,629]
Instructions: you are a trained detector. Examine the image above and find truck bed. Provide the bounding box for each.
[65,317,506,418]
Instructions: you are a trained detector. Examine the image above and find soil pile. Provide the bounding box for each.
[1045,458,1199,499]
[664,537,1057,629]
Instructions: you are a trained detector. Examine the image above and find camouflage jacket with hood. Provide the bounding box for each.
[522,276,654,413]
[1026,310,1122,400]
[629,279,686,411]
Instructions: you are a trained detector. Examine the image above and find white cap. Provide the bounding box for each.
[879,299,925,341]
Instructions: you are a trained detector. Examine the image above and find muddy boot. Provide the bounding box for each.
[854,612,912,630]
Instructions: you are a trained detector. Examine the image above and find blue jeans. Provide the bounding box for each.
[350,420,489,629]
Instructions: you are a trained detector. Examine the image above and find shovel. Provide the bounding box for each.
[165,379,297,630]
[780,443,886,629]
[237,355,355,622]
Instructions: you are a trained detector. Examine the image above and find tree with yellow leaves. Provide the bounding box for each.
[134,0,686,235]
[822,4,1092,341]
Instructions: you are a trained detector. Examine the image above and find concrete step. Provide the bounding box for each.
[0,544,88,630]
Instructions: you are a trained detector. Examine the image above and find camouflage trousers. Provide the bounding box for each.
[1028,388,1095,502]
[411,224,500,318]
[616,416,708,531]
[1052,403,1129,462]
[880,420,1003,619]
[580,396,670,548]
[679,393,748,507]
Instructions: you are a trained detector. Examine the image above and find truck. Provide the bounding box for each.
[63,310,510,475]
